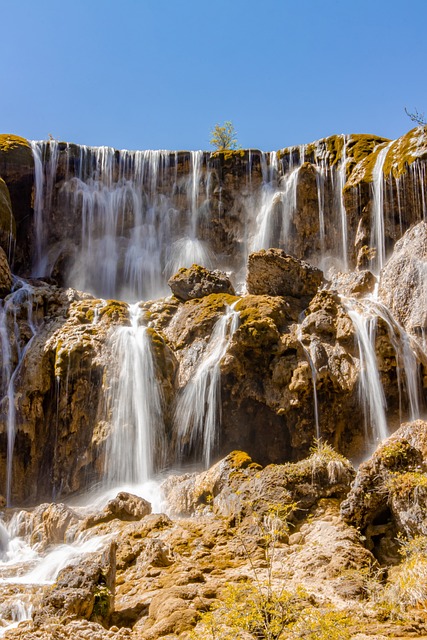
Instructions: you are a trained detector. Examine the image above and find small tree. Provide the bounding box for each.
[405,107,426,126]
[210,121,240,151]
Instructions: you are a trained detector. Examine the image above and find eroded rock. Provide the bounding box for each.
[378,221,427,339]
[33,541,116,627]
[341,420,427,562]
[83,492,152,529]
[246,249,324,299]
[0,246,12,296]
[168,264,235,301]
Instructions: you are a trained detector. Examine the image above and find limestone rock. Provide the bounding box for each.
[246,249,323,299]
[0,246,12,296]
[28,503,81,551]
[168,264,235,301]
[33,541,116,627]
[83,492,152,529]
[378,221,427,338]
[341,420,427,561]
[163,447,355,520]
[161,450,259,517]
[330,269,376,298]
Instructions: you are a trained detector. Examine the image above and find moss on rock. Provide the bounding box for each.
[0,134,33,175]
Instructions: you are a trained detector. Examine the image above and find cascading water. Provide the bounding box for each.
[296,323,321,440]
[370,141,393,273]
[0,281,38,505]
[30,140,60,277]
[30,142,215,301]
[175,303,240,468]
[104,304,165,486]
[343,294,422,444]
[345,299,388,443]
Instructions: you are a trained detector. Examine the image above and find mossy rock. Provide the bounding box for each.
[0,134,33,173]
[146,326,177,380]
[0,177,16,251]
[382,126,427,178]
[99,299,130,324]
[185,292,239,328]
[345,127,427,189]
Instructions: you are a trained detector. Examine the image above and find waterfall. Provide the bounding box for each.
[175,303,240,468]
[345,299,388,443]
[343,294,422,444]
[297,323,320,439]
[0,281,38,505]
[251,151,300,253]
[104,304,165,486]
[30,140,60,276]
[371,142,393,273]
[337,135,349,271]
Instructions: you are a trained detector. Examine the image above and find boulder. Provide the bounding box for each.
[83,492,151,529]
[378,221,427,338]
[28,503,81,551]
[341,420,427,562]
[330,269,376,298]
[161,450,259,517]
[0,245,12,296]
[33,541,116,627]
[246,249,323,299]
[168,264,235,301]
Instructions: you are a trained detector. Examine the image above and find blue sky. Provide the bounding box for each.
[1,0,426,151]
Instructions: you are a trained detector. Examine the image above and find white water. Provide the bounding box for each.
[0,281,38,505]
[175,303,240,467]
[30,143,213,300]
[371,142,393,273]
[343,293,422,444]
[30,140,60,277]
[297,324,320,439]
[104,304,165,486]
[345,299,389,443]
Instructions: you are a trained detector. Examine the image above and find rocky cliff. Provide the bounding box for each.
[0,128,427,638]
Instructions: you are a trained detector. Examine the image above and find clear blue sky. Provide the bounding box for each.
[1,0,426,151]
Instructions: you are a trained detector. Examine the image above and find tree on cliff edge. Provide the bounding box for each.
[210,121,240,151]
[405,107,426,126]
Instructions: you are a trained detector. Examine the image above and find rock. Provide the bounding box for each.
[168,264,235,301]
[33,541,116,627]
[27,503,81,551]
[378,221,427,338]
[330,269,376,298]
[0,177,15,255]
[341,420,427,561]
[83,492,152,529]
[246,249,323,299]
[161,450,259,517]
[0,246,12,296]
[163,447,355,521]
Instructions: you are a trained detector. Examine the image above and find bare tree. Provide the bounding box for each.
[405,107,427,126]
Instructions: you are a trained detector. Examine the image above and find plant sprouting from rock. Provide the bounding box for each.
[210,121,240,151]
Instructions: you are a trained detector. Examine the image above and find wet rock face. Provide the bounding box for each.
[0,178,15,256]
[378,221,427,339]
[246,249,324,299]
[0,246,12,296]
[167,264,235,301]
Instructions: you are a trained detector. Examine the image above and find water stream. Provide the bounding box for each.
[175,303,240,467]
